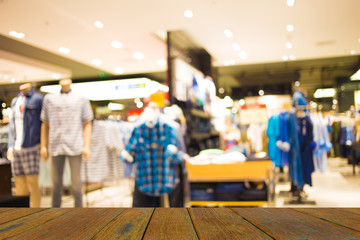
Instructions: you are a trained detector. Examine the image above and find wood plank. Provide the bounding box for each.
[0,208,13,214]
[233,208,360,239]
[11,208,124,239]
[93,208,154,240]
[186,161,271,182]
[337,208,360,216]
[143,208,198,240]
[0,208,74,238]
[0,208,46,224]
[189,208,272,240]
[190,201,268,207]
[294,208,360,232]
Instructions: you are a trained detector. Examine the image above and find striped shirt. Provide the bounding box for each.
[126,119,181,196]
[40,91,93,156]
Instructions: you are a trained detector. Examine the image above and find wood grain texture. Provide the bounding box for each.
[0,208,46,225]
[0,208,13,214]
[0,208,74,238]
[144,208,198,240]
[93,208,154,240]
[337,208,360,216]
[233,208,360,239]
[294,208,360,232]
[189,208,272,240]
[8,208,124,240]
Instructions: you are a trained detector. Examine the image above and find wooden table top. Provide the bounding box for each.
[0,208,360,239]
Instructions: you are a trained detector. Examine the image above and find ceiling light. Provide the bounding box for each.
[108,103,124,111]
[350,50,356,55]
[4,75,9,80]
[219,88,225,94]
[9,30,25,39]
[224,29,233,38]
[259,89,264,96]
[351,69,360,80]
[289,55,296,60]
[282,55,289,61]
[111,41,123,48]
[58,47,70,54]
[239,51,247,59]
[223,96,234,108]
[285,42,292,49]
[314,88,336,98]
[184,10,193,18]
[286,25,294,32]
[92,59,102,66]
[287,0,295,7]
[157,59,167,66]
[114,67,124,74]
[94,21,104,29]
[133,52,144,60]
[11,78,16,83]
[232,43,240,51]
[239,99,245,106]
[40,78,168,101]
[136,102,144,108]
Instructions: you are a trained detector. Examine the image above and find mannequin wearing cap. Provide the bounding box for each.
[40,78,93,207]
[7,82,43,207]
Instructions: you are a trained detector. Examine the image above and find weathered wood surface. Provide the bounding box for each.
[0,208,359,239]
[189,208,272,240]
[233,208,360,239]
[294,208,360,232]
[144,208,198,240]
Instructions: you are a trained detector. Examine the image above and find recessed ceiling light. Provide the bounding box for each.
[258,89,264,96]
[94,21,104,29]
[239,51,247,59]
[224,60,235,66]
[157,59,167,66]
[286,25,294,32]
[111,41,123,48]
[92,59,102,66]
[11,78,16,83]
[287,0,295,7]
[285,42,292,49]
[350,50,357,55]
[133,52,144,60]
[114,67,124,74]
[224,29,233,38]
[58,47,70,54]
[4,75,9,80]
[282,55,289,61]
[232,43,240,51]
[184,10,193,18]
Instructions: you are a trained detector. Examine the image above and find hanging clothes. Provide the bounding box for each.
[311,112,332,173]
[266,114,281,167]
[287,112,305,188]
[296,115,315,186]
[125,117,182,197]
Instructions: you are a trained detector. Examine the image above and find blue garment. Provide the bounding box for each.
[279,112,290,166]
[288,113,305,188]
[266,114,281,167]
[296,116,315,186]
[8,89,43,149]
[126,119,181,196]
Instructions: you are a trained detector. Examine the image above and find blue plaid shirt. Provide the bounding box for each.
[126,120,181,196]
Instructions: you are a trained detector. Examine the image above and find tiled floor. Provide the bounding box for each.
[39,157,360,208]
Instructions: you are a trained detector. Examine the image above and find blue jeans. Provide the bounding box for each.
[51,155,83,207]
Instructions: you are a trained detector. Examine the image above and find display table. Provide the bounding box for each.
[0,208,360,239]
[186,159,275,207]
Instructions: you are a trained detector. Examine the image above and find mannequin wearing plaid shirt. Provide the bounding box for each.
[125,115,182,207]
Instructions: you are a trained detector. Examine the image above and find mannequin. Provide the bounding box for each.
[7,82,43,207]
[40,79,93,207]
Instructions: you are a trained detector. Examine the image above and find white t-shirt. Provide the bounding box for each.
[14,95,26,150]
